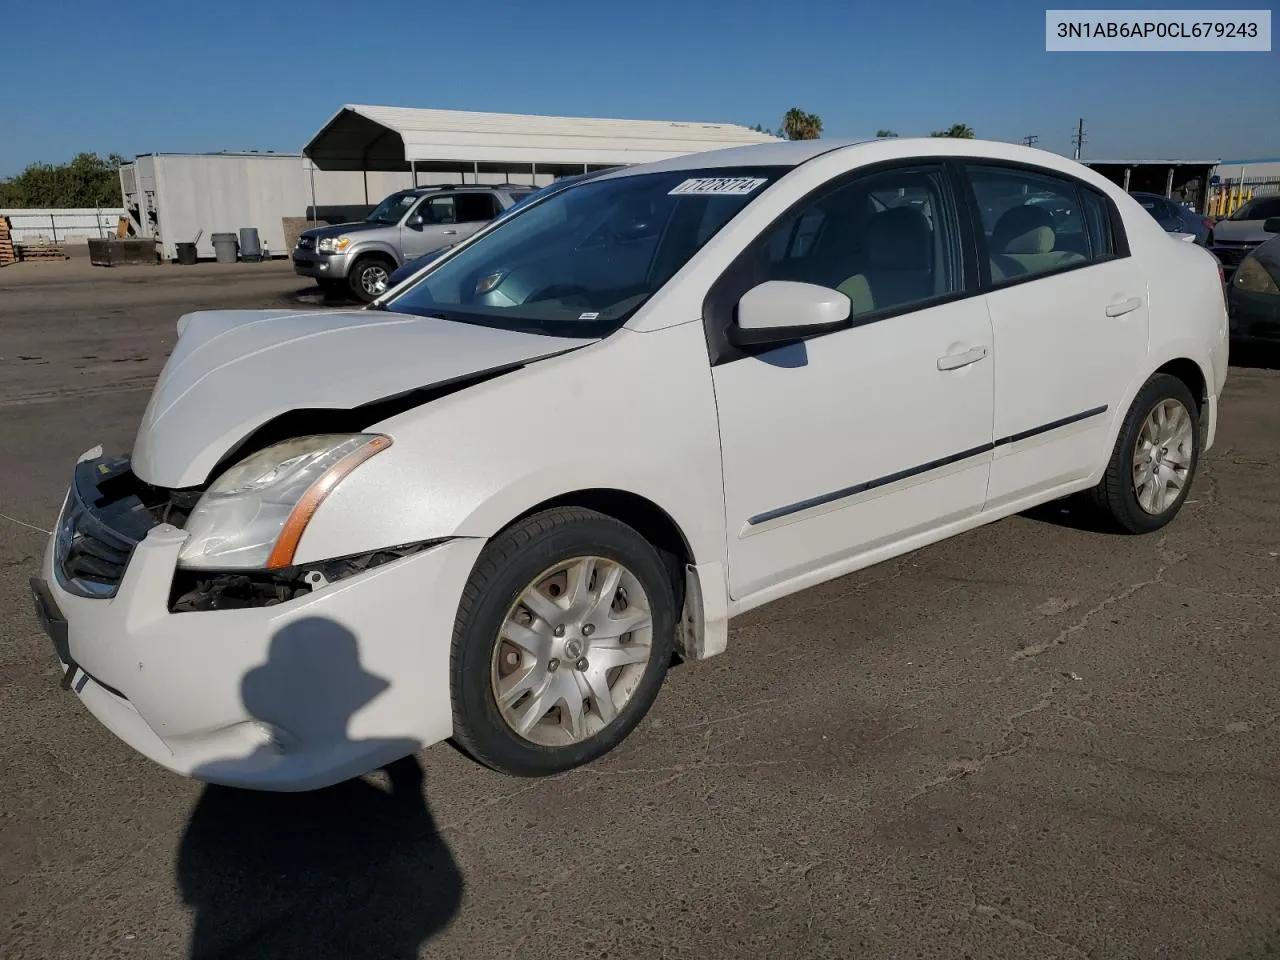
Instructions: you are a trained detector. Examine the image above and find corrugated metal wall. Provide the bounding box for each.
[118,154,593,260]
[0,208,127,243]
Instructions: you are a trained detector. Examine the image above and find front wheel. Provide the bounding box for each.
[449,507,676,777]
[348,256,392,303]
[1090,373,1200,533]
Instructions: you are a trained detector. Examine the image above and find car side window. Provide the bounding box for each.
[456,193,498,223]
[1080,189,1115,258]
[966,164,1102,283]
[748,164,962,320]
[421,195,457,225]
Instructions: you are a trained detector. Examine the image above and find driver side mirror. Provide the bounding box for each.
[727,280,852,348]
[1264,217,1280,234]
[407,214,425,229]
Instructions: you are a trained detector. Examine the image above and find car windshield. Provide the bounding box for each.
[384,167,786,337]
[366,191,417,224]
[1229,196,1280,221]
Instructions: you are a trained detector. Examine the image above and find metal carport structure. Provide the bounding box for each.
[302,104,779,202]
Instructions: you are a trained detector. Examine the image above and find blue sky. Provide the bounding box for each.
[2,0,1277,175]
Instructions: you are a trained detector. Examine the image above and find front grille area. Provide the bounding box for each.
[55,457,169,598]
[1213,243,1256,270]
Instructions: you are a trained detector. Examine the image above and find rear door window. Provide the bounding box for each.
[456,193,500,223]
[965,164,1114,283]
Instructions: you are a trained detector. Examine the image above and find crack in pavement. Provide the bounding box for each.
[903,678,1065,806]
[1011,537,1186,663]
[0,511,50,536]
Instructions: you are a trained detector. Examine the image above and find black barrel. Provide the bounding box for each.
[175,242,197,265]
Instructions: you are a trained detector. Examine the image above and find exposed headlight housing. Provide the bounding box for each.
[177,434,391,571]
[1234,255,1280,296]
[317,236,352,254]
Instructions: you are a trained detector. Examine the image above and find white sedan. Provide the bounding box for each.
[31,138,1228,790]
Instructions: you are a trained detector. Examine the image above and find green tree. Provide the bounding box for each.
[0,152,127,208]
[782,108,823,140]
[875,129,899,138]
[749,122,782,137]
[929,123,976,139]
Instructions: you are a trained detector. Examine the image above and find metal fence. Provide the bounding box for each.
[0,208,126,244]
[1206,178,1280,218]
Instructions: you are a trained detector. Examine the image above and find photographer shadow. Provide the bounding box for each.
[176,618,463,959]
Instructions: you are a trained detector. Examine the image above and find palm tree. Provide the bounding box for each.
[875,129,899,138]
[930,123,976,139]
[782,108,823,141]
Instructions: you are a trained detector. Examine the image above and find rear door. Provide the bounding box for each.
[453,192,502,242]
[963,162,1150,511]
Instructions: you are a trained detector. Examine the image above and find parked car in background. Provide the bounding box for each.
[1226,218,1280,343]
[292,184,536,302]
[1130,191,1213,245]
[1210,195,1280,272]
[384,169,618,289]
[32,138,1228,791]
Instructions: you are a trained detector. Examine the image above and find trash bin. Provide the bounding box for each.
[211,232,239,263]
[238,227,262,262]
[175,242,198,265]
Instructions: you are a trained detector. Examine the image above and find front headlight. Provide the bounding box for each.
[178,434,391,571]
[317,236,352,254]
[1234,256,1280,295]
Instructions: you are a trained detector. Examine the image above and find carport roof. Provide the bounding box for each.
[1085,159,1220,166]
[303,104,780,171]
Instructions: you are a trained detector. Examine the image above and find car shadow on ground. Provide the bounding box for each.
[175,618,463,960]
[1228,340,1280,371]
[1019,494,1123,534]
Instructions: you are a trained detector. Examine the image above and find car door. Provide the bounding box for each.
[402,194,459,258]
[963,162,1150,511]
[707,162,995,601]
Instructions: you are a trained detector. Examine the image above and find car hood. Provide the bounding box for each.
[1213,219,1274,244]
[131,308,597,488]
[300,220,395,240]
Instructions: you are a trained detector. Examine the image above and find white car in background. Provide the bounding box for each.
[32,138,1228,791]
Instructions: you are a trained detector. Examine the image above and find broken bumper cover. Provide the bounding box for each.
[36,522,484,792]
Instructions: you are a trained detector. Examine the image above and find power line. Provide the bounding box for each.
[1021,135,1039,147]
[1071,118,1086,160]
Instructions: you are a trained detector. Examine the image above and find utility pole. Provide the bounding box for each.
[1021,135,1039,147]
[1072,118,1086,160]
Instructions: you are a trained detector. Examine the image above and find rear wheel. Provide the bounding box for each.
[1090,373,1200,533]
[348,256,392,303]
[450,507,675,777]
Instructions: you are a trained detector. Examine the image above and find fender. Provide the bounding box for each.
[346,240,402,265]
[1085,340,1220,489]
[295,321,730,596]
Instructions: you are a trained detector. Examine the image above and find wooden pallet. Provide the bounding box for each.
[17,242,68,262]
[0,216,14,266]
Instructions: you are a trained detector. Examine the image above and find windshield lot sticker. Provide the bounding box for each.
[669,177,768,196]
[578,312,600,320]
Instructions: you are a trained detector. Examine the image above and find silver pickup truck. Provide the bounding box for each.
[292,183,535,302]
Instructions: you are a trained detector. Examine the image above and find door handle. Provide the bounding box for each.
[937,345,988,371]
[1105,296,1142,317]
[442,229,457,235]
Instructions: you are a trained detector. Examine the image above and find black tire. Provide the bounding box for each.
[347,255,393,303]
[450,507,676,777]
[1090,373,1200,533]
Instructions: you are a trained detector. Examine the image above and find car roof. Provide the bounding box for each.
[404,183,530,195]
[591,137,1111,186]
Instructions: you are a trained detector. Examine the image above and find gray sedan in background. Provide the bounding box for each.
[1210,195,1280,272]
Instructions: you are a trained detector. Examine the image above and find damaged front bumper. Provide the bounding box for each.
[33,454,485,792]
